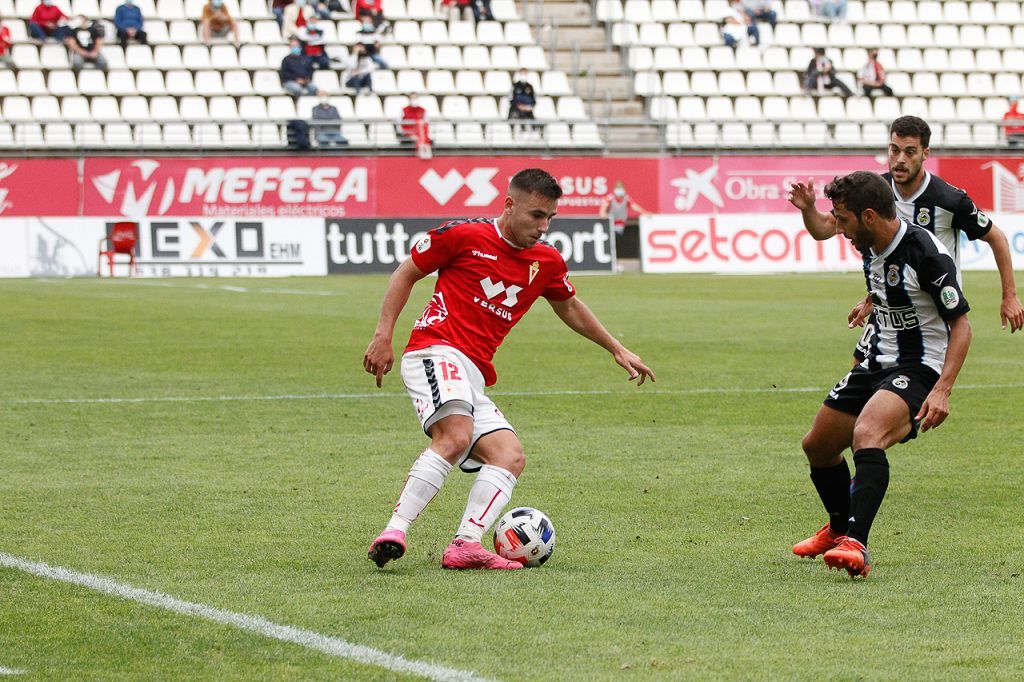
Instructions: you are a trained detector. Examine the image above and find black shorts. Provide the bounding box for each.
[823,363,940,441]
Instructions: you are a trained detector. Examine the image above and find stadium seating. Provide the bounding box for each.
[607,0,1024,148]
[0,0,598,148]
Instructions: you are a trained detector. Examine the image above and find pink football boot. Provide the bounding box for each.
[441,538,523,570]
[368,529,407,568]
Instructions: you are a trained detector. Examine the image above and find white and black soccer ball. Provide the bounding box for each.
[493,507,555,567]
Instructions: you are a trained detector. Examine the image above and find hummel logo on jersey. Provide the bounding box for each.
[472,249,498,261]
[479,277,522,306]
[931,273,947,287]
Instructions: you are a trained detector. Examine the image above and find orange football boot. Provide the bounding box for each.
[823,536,872,577]
[792,523,841,558]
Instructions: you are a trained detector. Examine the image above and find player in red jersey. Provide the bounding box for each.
[364,168,655,570]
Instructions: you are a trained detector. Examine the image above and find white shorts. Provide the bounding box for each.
[401,345,515,472]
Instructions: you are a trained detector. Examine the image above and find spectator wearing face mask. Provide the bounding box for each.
[296,19,333,69]
[857,48,892,97]
[281,36,320,97]
[356,19,388,69]
[114,0,147,49]
[508,69,536,133]
[398,93,431,145]
[354,0,385,30]
[28,0,70,42]
[0,14,15,69]
[312,96,347,146]
[65,14,108,74]
[343,42,374,96]
[600,181,648,238]
[201,0,239,46]
[1004,96,1024,147]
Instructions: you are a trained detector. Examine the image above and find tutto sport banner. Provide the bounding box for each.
[1,155,1022,276]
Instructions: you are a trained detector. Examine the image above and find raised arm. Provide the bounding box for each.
[363,257,429,387]
[787,178,837,241]
[978,225,1024,332]
[547,296,655,385]
[916,314,972,431]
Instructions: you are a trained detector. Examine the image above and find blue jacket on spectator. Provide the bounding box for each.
[280,53,313,83]
[114,2,144,31]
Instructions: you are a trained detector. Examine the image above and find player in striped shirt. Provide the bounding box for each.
[790,171,972,577]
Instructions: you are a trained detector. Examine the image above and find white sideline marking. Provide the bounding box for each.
[5,383,1023,406]
[0,668,26,676]
[0,553,492,682]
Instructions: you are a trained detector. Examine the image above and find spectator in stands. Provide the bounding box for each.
[857,48,892,97]
[354,0,385,30]
[272,0,291,27]
[312,96,347,146]
[467,0,493,22]
[28,0,70,42]
[600,181,648,239]
[810,0,847,22]
[282,0,315,39]
[297,19,334,69]
[201,0,239,46]
[0,14,14,69]
[343,42,374,95]
[398,93,431,143]
[66,15,108,74]
[1003,96,1024,147]
[357,19,389,69]
[508,68,536,133]
[722,0,759,48]
[114,0,147,49]
[281,37,320,97]
[805,47,852,97]
[742,0,776,30]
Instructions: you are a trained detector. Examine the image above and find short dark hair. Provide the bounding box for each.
[509,168,563,200]
[824,171,897,220]
[889,115,931,148]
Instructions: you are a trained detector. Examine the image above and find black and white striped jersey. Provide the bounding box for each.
[883,171,993,269]
[854,221,970,374]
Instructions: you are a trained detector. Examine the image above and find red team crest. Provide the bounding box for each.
[405,219,575,386]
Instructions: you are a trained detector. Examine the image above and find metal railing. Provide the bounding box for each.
[1,117,1021,155]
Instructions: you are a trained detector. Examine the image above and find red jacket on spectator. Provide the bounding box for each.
[0,24,12,55]
[401,104,431,144]
[1004,101,1024,137]
[355,0,381,11]
[30,3,67,27]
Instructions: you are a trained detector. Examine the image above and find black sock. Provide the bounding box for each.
[848,448,889,546]
[809,458,851,535]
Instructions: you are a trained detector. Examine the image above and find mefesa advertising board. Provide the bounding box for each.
[82,158,375,218]
[326,217,616,274]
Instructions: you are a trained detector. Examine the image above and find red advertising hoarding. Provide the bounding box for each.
[0,159,80,217]
[938,157,1024,213]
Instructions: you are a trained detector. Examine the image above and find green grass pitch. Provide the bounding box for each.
[1,271,1023,680]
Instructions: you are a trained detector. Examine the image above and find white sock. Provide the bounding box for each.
[455,465,517,543]
[385,449,453,533]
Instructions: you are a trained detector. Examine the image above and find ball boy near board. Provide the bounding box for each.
[363,168,655,570]
[789,171,972,578]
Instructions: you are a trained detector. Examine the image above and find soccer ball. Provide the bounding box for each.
[493,507,555,567]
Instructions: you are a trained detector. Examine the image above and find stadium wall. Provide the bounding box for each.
[1,155,1022,277]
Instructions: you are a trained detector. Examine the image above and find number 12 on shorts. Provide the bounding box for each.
[439,361,462,381]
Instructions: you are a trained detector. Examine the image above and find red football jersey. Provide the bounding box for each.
[405,218,576,386]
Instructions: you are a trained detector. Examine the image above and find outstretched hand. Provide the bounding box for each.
[613,347,655,386]
[787,178,818,211]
